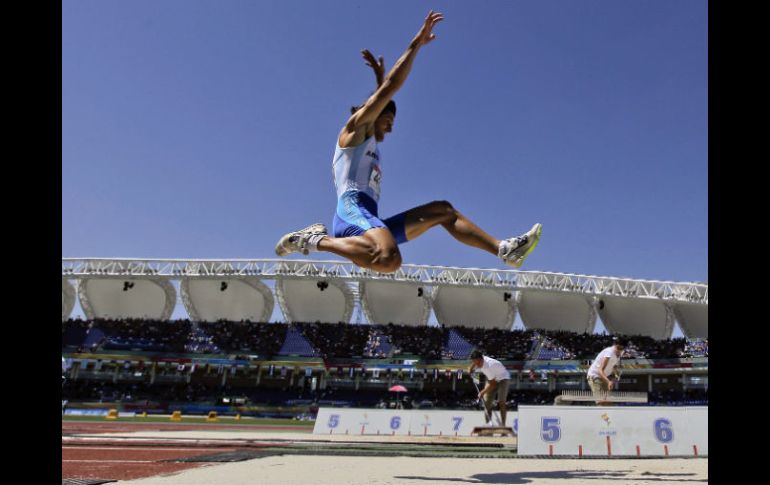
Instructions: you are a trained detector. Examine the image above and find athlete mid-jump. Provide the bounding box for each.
[276,11,542,273]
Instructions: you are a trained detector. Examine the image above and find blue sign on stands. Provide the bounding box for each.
[64,409,109,416]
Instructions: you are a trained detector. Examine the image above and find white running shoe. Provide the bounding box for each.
[275,223,328,256]
[499,223,543,269]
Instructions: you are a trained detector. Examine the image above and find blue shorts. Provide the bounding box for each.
[333,191,408,244]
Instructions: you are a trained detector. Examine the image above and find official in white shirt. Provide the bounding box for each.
[468,350,512,425]
[586,338,627,405]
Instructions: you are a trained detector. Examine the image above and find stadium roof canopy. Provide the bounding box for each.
[62,258,707,339]
[360,280,431,327]
[180,278,273,322]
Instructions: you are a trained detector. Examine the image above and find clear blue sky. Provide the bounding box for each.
[63,1,707,330]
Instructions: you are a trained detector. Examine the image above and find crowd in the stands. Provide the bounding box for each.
[536,330,691,360]
[62,378,707,410]
[682,339,708,357]
[62,318,191,353]
[363,328,389,358]
[198,321,286,357]
[455,327,536,360]
[62,318,706,361]
[294,321,370,359]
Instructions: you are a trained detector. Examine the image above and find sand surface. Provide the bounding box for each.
[119,454,707,485]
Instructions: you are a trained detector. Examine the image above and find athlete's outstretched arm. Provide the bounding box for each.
[345,11,443,130]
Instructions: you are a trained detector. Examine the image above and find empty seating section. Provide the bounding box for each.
[277,325,320,357]
[443,328,475,360]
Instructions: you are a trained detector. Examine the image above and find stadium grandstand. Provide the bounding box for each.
[62,258,708,417]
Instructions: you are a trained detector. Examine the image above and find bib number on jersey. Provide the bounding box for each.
[368,164,381,196]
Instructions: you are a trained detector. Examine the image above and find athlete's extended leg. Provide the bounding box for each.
[318,228,402,273]
[397,200,542,268]
[402,200,500,254]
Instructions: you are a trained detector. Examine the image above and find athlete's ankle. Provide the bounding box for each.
[497,239,510,257]
[307,234,328,252]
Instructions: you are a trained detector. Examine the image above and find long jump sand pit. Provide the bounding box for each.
[119,454,707,485]
[64,424,706,484]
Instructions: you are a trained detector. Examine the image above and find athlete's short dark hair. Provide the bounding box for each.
[381,100,396,116]
[470,350,484,360]
[350,99,397,117]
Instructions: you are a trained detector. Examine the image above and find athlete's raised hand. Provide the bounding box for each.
[361,49,385,87]
[413,10,444,47]
[341,10,442,143]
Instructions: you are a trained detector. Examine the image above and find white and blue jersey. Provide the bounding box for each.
[333,135,382,202]
[332,137,407,243]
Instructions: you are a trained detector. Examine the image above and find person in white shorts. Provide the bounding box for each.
[468,350,511,426]
[586,338,626,405]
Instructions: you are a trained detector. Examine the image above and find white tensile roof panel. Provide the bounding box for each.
[360,281,430,326]
[62,279,76,321]
[77,278,176,320]
[598,295,674,340]
[432,286,514,329]
[276,278,353,323]
[181,278,274,322]
[518,290,596,333]
[672,302,708,339]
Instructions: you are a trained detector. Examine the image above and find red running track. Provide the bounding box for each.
[63,420,314,434]
[62,420,299,481]
[62,445,230,481]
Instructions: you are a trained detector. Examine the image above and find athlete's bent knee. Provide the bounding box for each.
[429,200,456,225]
[433,200,454,212]
[372,247,402,273]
